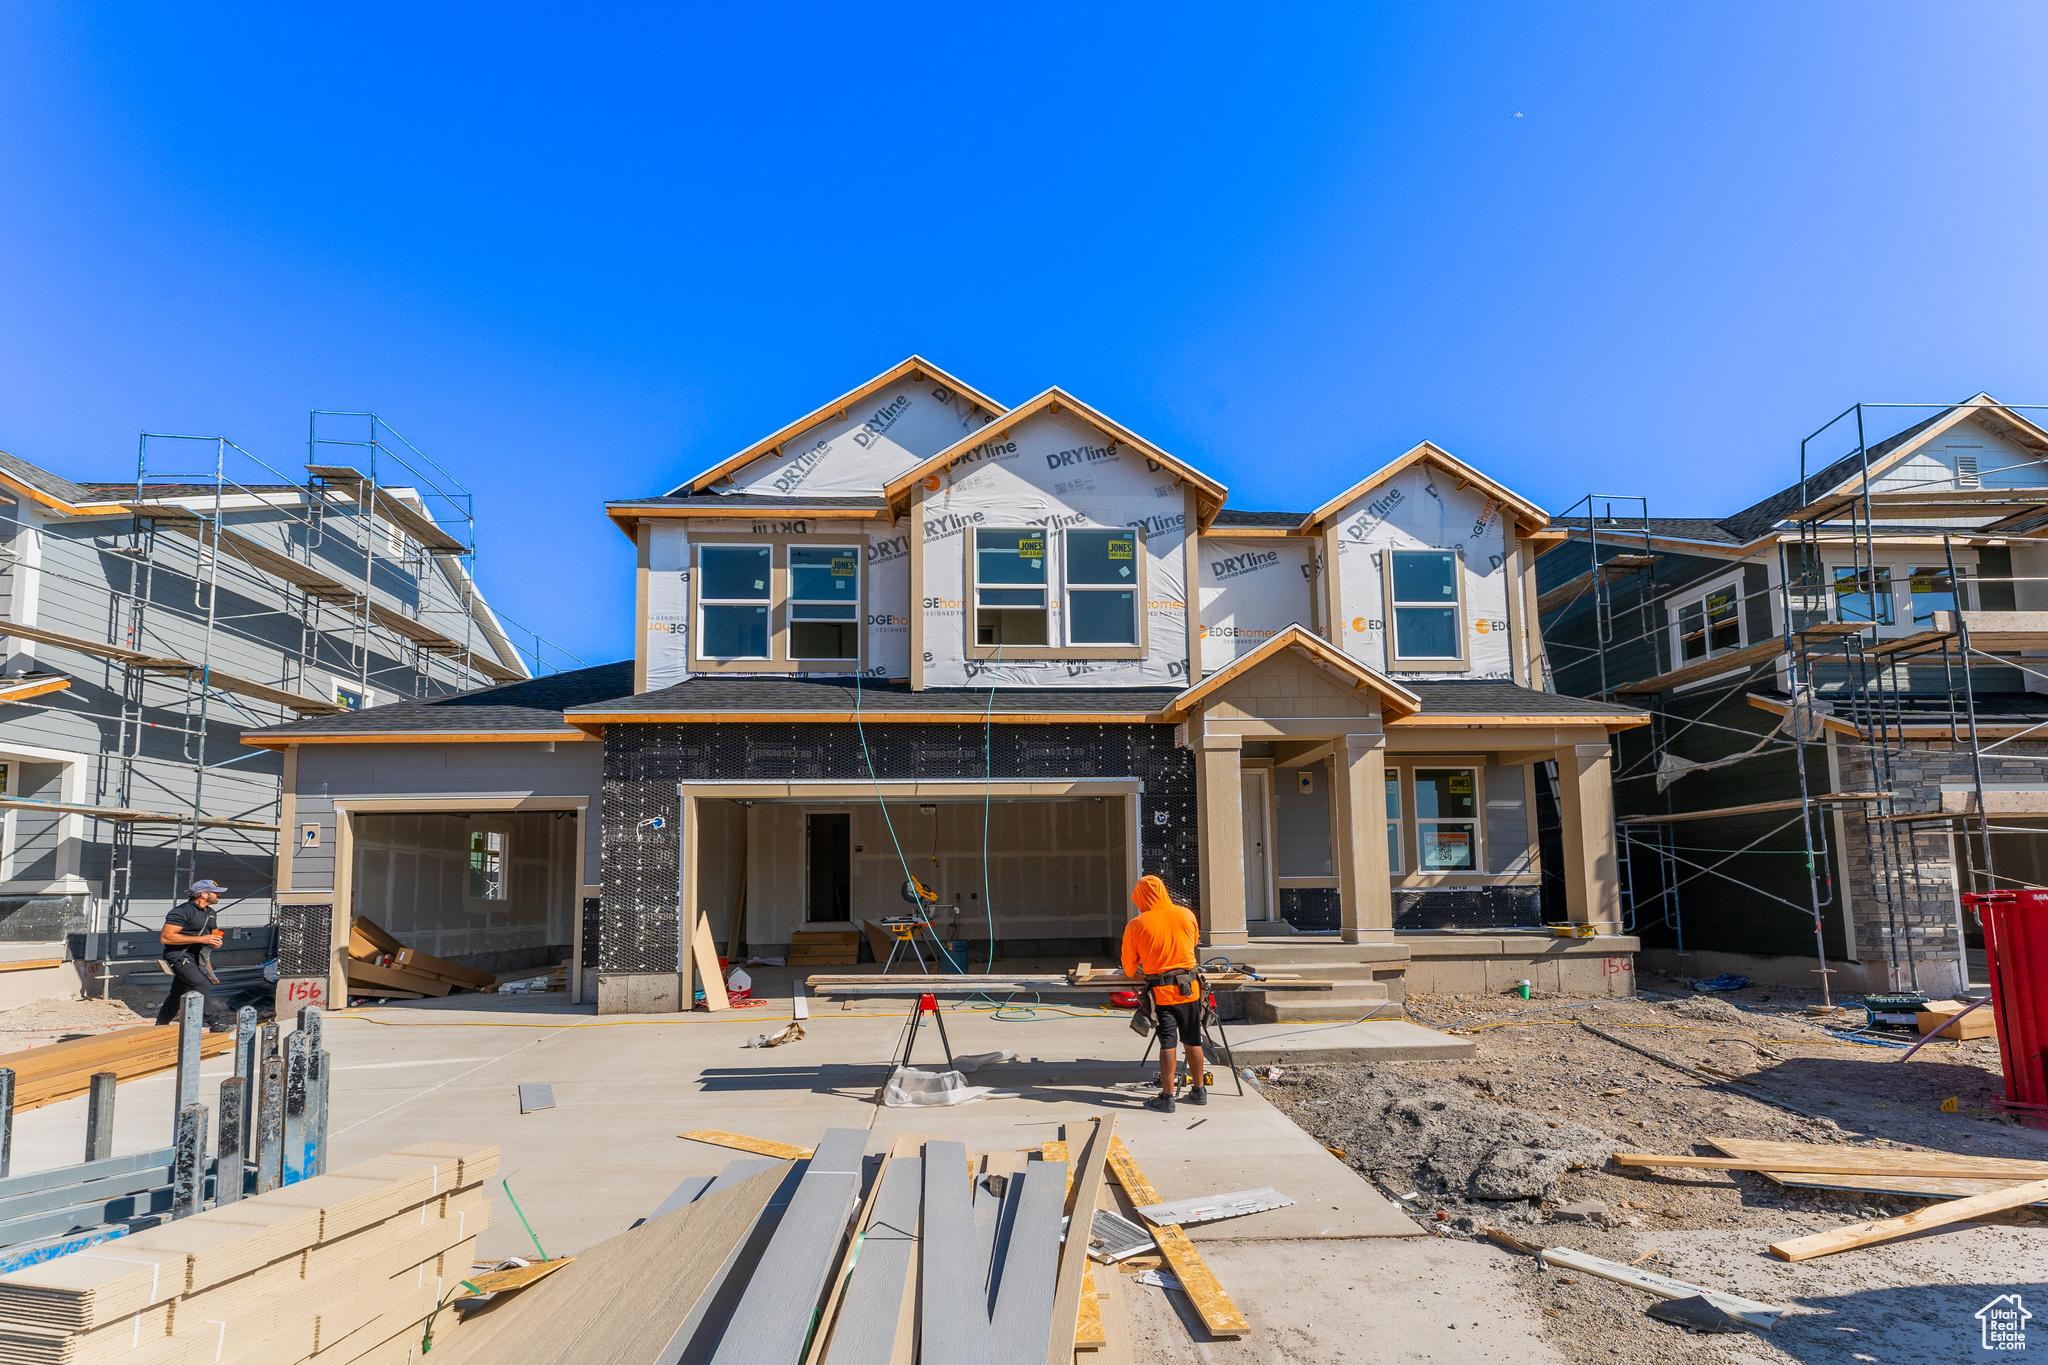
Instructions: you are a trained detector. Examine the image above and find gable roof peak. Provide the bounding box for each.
[1299,440,1548,534]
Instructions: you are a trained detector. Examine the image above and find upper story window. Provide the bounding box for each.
[789,547,860,660]
[1908,565,1963,624]
[1833,566,1893,625]
[699,545,772,658]
[333,683,368,710]
[975,529,1048,646]
[1064,528,1139,645]
[1385,549,1466,670]
[1674,579,1743,664]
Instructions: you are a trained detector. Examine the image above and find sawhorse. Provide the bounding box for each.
[1133,990,1246,1096]
[890,992,955,1072]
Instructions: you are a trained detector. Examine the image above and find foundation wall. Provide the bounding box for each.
[1398,934,1638,998]
[1636,946,1966,998]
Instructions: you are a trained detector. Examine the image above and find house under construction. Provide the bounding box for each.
[0,413,533,1003]
[1538,394,2048,997]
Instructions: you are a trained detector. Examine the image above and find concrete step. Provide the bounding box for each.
[1226,941,1410,966]
[1226,962,1387,982]
[1240,985,1401,1024]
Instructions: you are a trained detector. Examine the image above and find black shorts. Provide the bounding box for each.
[1155,1000,1205,1050]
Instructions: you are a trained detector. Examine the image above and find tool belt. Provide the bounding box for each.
[1129,967,1205,1037]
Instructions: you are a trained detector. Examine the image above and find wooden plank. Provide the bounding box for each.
[681,1130,815,1161]
[1103,1137,1246,1337]
[457,1257,574,1297]
[344,959,451,997]
[691,912,730,1013]
[1535,554,1657,616]
[394,949,494,989]
[1711,1138,2048,1205]
[1089,1247,1131,1365]
[1045,1120,1113,1365]
[0,959,59,974]
[1616,792,1887,825]
[707,1128,868,1365]
[819,1155,921,1365]
[922,1141,991,1365]
[1615,1150,2048,1179]
[1612,623,1864,695]
[1769,1176,2048,1261]
[1074,1261,1103,1348]
[351,917,405,956]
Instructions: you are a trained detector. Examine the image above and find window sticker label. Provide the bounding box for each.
[1422,829,1472,868]
[1448,774,1473,795]
[1108,538,1135,559]
[831,556,857,576]
[1018,536,1045,559]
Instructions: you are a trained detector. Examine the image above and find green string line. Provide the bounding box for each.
[501,1177,549,1262]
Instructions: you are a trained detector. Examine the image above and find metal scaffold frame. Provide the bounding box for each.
[1545,400,2048,998]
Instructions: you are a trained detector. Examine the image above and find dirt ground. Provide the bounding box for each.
[1259,974,2048,1362]
[0,989,164,1054]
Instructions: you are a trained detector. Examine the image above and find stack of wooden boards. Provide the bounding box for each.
[1616,1139,2048,1261]
[0,1025,234,1114]
[0,1141,497,1365]
[345,918,496,1000]
[432,1119,1234,1365]
[788,929,861,968]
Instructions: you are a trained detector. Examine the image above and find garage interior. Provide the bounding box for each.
[690,794,1138,961]
[349,810,580,973]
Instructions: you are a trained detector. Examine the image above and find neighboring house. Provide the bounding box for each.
[249,357,1647,1015]
[1537,395,2048,996]
[0,441,524,1004]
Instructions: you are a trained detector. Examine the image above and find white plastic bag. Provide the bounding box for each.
[951,1049,1016,1074]
[879,1066,1012,1107]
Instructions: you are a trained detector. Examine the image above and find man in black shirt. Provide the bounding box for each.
[158,880,227,1028]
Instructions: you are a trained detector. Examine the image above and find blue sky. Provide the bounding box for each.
[3,4,2045,672]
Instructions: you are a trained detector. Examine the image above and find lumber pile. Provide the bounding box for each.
[1615,1139,2048,1260]
[787,929,860,967]
[446,1119,1182,1363]
[0,1141,497,1364]
[0,1025,234,1115]
[345,917,495,1000]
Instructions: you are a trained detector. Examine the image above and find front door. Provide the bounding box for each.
[1241,770,1273,921]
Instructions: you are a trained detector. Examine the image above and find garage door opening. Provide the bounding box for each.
[350,809,579,974]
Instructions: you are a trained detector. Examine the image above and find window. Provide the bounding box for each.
[468,827,506,900]
[1064,528,1139,645]
[1674,582,1741,664]
[1386,550,1464,666]
[699,545,771,658]
[1909,565,1964,624]
[1834,566,1894,625]
[1385,768,1402,875]
[1413,768,1478,871]
[789,546,860,660]
[333,684,367,710]
[975,529,1049,646]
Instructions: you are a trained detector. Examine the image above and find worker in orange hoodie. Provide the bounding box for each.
[1122,874,1206,1113]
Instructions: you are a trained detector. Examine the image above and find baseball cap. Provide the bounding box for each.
[189,880,227,895]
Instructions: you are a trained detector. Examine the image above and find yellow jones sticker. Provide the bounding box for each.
[1108,539,1135,559]
[830,557,857,576]
[1448,775,1473,794]
[1018,537,1045,558]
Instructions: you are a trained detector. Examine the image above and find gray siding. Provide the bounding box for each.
[1483,764,1530,874]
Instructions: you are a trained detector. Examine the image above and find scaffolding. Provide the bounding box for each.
[0,413,584,944]
[1543,401,2048,998]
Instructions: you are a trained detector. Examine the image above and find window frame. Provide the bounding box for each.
[1384,765,1404,876]
[466,819,511,903]
[1380,548,1471,673]
[964,524,1148,661]
[333,683,369,711]
[686,533,870,674]
[1062,526,1144,648]
[1667,573,1747,669]
[1411,766,1483,874]
[787,544,865,663]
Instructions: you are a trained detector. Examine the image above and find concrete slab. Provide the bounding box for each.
[1228,1018,1477,1064]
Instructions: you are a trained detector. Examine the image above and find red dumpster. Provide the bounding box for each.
[1961,891,2048,1124]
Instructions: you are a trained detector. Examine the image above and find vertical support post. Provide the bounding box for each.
[257,1056,284,1194]
[172,1103,207,1219]
[283,1031,308,1185]
[216,1077,245,1206]
[1335,731,1394,943]
[0,1069,12,1179]
[234,1007,258,1157]
[174,990,202,1145]
[85,1073,116,1164]
[1193,729,1247,946]
[1553,741,1621,933]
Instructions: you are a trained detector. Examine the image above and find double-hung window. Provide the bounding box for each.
[1386,550,1465,669]
[975,529,1049,646]
[1833,566,1894,625]
[1674,581,1742,664]
[1064,528,1140,645]
[698,545,772,659]
[789,546,860,660]
[1414,768,1479,871]
[1909,565,1964,624]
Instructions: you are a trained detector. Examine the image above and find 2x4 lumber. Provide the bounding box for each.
[1612,622,1865,695]
[1103,1137,1247,1337]
[1045,1120,1113,1365]
[6,1029,234,1114]
[708,1128,868,1365]
[1769,1176,2048,1261]
[1711,1136,2048,1204]
[1616,1150,2048,1180]
[1616,792,1888,825]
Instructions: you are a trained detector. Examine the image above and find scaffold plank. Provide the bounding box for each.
[0,797,278,832]
[1617,792,1887,825]
[306,465,469,553]
[129,505,359,601]
[1612,622,1865,695]
[1535,554,1658,616]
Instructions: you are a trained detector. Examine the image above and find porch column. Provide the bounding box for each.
[1195,731,1247,946]
[1334,730,1394,943]
[1554,742,1621,932]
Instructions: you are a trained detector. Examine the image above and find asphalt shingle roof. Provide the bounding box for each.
[245,661,635,738]
[567,677,1182,716]
[1403,681,1644,718]
[0,449,96,507]
[606,494,888,512]
[1211,510,1309,529]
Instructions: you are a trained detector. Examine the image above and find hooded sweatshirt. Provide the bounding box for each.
[1121,875,1200,1006]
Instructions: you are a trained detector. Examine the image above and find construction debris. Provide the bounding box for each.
[0,1022,233,1113]
[742,1021,805,1049]
[1131,1187,1294,1228]
[1538,1246,1785,1329]
[345,916,505,1000]
[1770,1174,2048,1261]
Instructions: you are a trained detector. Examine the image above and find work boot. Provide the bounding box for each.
[1144,1090,1177,1114]
[1184,1086,1207,1106]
